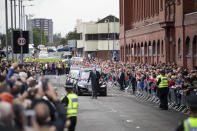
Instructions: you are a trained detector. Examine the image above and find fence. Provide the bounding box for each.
[111,80,197,114]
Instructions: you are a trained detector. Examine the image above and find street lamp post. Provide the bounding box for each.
[10,0,14,62]
[28,14,34,44]
[19,0,21,30]
[113,16,116,61]
[22,5,34,31]
[105,19,110,60]
[14,0,16,29]
[20,0,23,63]
[5,0,9,61]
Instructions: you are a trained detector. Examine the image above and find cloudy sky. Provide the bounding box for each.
[0,0,119,36]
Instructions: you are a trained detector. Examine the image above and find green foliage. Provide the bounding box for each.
[0,34,6,48]
[60,38,66,45]
[53,33,61,43]
[61,28,78,45]
[33,28,48,46]
[0,29,12,48]
[65,28,78,41]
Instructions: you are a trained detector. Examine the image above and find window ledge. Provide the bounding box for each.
[178,55,182,58]
[186,55,191,58]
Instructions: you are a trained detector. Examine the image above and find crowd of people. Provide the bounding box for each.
[99,60,197,110]
[0,61,72,131]
[1,58,197,130]
[72,58,197,110]
[39,62,71,75]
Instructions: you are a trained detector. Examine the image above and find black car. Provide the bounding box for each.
[76,69,107,96]
[0,50,6,59]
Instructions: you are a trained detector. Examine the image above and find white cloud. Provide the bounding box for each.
[0,0,119,36]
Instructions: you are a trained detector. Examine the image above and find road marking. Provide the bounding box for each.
[136,126,140,129]
[126,120,134,123]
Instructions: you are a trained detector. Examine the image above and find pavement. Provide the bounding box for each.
[47,75,187,131]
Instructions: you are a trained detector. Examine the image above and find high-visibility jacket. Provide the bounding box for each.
[65,63,69,68]
[42,65,46,70]
[60,93,78,118]
[156,75,162,82]
[58,64,62,69]
[184,117,197,131]
[158,76,168,88]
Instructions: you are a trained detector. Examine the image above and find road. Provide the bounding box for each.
[48,75,186,131]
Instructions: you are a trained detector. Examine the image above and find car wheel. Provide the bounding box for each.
[100,90,107,96]
[76,88,82,96]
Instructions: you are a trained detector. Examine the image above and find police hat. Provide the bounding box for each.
[64,82,74,89]
[160,70,165,75]
[187,95,197,108]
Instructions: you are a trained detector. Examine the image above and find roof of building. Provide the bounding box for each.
[97,15,119,23]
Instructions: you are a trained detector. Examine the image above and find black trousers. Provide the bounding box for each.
[66,68,69,74]
[43,70,45,75]
[120,83,124,90]
[92,86,98,98]
[68,116,77,131]
[158,88,169,109]
[58,68,61,75]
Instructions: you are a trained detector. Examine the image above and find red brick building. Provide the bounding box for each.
[119,0,197,69]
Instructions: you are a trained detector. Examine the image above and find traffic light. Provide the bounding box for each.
[13,31,29,54]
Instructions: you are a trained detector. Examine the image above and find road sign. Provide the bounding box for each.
[17,37,26,46]
[13,31,29,54]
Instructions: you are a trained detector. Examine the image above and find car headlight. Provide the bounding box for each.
[78,84,85,88]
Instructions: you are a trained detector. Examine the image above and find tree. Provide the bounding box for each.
[53,33,61,43]
[0,29,12,48]
[60,38,66,45]
[63,28,78,45]
[33,28,48,46]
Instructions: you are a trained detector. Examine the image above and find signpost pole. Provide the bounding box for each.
[20,46,23,63]
[17,36,26,63]
[10,0,14,62]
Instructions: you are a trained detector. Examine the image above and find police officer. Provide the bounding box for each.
[42,63,46,75]
[60,82,78,131]
[58,62,62,76]
[65,62,69,74]
[176,95,197,131]
[157,70,169,110]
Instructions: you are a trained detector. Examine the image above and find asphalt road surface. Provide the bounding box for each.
[48,75,186,131]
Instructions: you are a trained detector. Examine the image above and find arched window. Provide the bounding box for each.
[157,40,160,55]
[160,0,163,11]
[178,38,181,56]
[177,0,181,5]
[186,37,191,56]
[145,42,147,55]
[141,43,144,56]
[193,36,197,55]
[148,41,152,56]
[153,41,156,55]
[138,44,140,55]
[161,40,164,55]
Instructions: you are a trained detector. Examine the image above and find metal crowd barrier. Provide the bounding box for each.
[110,80,197,114]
